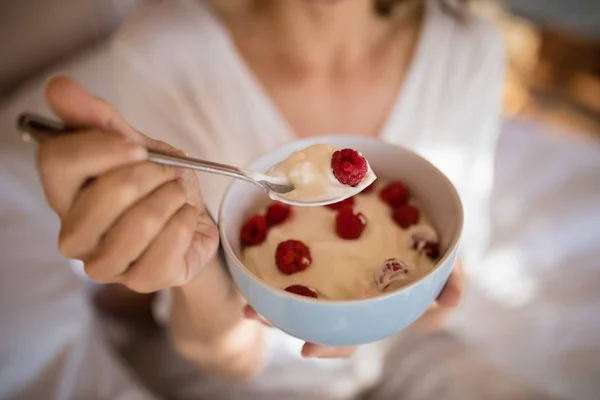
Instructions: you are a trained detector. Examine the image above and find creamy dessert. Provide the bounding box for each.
[240,180,441,300]
[265,144,376,203]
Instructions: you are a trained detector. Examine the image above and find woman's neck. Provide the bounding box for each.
[263,0,385,69]
[212,0,419,73]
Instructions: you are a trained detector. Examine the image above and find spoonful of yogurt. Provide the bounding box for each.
[17,113,376,207]
[261,144,376,206]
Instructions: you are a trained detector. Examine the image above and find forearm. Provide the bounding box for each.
[168,257,265,381]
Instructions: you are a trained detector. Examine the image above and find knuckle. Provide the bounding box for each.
[134,185,184,236]
[111,166,145,203]
[137,209,163,238]
[126,282,155,294]
[173,218,194,244]
[176,272,189,287]
[104,133,132,155]
[82,259,112,283]
[165,262,186,288]
[58,224,80,259]
[36,143,60,182]
[123,270,156,294]
[181,203,198,220]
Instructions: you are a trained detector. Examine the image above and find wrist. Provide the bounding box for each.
[170,256,245,340]
[169,258,266,381]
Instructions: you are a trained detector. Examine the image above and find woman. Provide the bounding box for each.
[2,0,504,398]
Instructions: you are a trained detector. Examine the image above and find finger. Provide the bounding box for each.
[37,131,147,216]
[121,204,198,293]
[82,179,188,282]
[60,162,182,259]
[301,343,356,359]
[182,212,220,280]
[243,305,273,328]
[46,76,146,143]
[436,266,462,308]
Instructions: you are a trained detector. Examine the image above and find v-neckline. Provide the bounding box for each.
[195,0,434,143]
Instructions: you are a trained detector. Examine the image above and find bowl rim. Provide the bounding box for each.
[218,135,464,306]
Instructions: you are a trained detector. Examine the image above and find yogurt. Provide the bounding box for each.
[242,182,439,300]
[265,144,376,204]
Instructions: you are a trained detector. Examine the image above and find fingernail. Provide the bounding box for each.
[127,143,147,160]
[243,306,255,319]
[303,349,323,358]
[301,344,320,358]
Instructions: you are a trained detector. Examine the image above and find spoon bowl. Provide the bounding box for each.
[265,173,376,207]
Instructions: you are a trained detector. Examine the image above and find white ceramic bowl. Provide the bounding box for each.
[218,136,463,346]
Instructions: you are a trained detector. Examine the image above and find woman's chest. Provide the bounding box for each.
[226,19,421,139]
[258,70,404,138]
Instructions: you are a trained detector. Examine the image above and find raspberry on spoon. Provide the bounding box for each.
[240,215,269,246]
[331,148,368,187]
[336,206,367,239]
[265,202,292,226]
[276,240,312,275]
[285,285,318,298]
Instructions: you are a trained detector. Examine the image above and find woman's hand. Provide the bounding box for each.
[244,263,462,358]
[38,76,219,292]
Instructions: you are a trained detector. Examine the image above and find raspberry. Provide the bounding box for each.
[393,204,420,229]
[336,206,367,239]
[379,181,409,207]
[240,215,269,246]
[265,202,292,226]
[325,196,355,210]
[331,148,368,187]
[285,285,318,298]
[412,240,441,259]
[361,181,376,194]
[374,258,411,290]
[275,240,312,275]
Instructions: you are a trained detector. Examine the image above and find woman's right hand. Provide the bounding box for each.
[38,76,219,293]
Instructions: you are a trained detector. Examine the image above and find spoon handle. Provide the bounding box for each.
[17,113,256,184]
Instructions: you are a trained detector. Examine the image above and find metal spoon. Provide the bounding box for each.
[17,113,294,196]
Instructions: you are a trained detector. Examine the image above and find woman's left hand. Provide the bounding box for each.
[244,263,462,358]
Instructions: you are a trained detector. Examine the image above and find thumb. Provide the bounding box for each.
[45,75,148,144]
